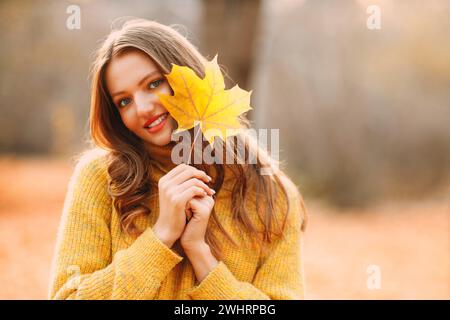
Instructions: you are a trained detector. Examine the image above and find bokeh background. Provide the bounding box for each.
[0,0,449,299]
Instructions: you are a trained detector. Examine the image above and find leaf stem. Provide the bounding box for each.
[187,124,202,165]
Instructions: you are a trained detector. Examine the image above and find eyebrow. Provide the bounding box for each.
[111,70,161,98]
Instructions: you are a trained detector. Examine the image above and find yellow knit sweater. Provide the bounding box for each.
[48,149,306,300]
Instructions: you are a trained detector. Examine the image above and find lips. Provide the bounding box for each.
[143,112,169,128]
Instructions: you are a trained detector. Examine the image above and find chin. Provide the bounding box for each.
[144,132,172,146]
[146,128,175,147]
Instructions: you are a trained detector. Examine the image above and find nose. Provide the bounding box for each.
[134,91,158,116]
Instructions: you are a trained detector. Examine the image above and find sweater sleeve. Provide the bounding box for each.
[48,153,183,300]
[186,179,306,300]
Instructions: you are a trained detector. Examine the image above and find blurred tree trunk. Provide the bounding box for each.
[200,0,261,94]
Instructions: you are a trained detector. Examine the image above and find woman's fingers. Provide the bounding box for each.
[185,202,193,221]
[176,178,215,196]
[170,165,211,185]
[186,195,215,219]
[162,163,190,180]
[176,186,207,208]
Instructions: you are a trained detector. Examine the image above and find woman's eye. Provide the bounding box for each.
[148,79,163,89]
[118,98,131,108]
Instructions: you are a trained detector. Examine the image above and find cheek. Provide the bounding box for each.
[158,83,175,125]
[169,116,178,129]
[159,81,173,96]
[119,109,138,131]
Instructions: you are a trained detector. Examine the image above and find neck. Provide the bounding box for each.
[145,141,236,189]
[146,141,177,172]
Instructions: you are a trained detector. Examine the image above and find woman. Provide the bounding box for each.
[48,18,307,300]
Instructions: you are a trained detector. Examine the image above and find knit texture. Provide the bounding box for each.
[48,149,306,300]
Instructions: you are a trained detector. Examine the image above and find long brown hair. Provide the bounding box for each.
[87,18,306,288]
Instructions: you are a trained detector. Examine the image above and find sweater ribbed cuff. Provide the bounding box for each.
[187,261,242,300]
[119,227,183,282]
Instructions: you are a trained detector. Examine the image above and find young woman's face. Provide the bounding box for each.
[105,49,177,148]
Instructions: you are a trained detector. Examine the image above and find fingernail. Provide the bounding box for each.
[210,189,215,194]
[207,176,212,181]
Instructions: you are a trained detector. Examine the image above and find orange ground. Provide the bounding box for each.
[0,156,448,299]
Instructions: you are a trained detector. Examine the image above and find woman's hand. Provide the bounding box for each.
[180,193,215,252]
[181,194,218,282]
[152,164,215,248]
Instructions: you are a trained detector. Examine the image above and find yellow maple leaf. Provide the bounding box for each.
[157,55,252,145]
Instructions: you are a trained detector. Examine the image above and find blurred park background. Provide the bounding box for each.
[0,0,449,299]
